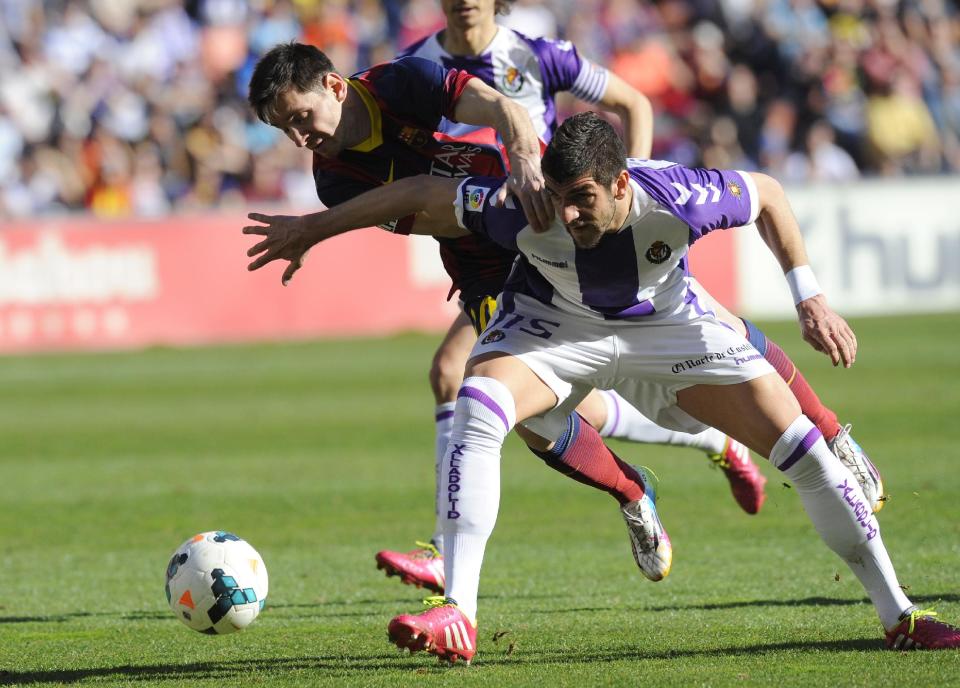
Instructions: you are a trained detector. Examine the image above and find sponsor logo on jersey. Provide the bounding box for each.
[531,253,569,269]
[465,185,489,211]
[430,143,502,178]
[645,240,672,264]
[671,343,755,373]
[727,180,742,199]
[501,66,524,94]
[481,329,505,344]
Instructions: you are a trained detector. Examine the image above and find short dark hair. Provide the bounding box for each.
[542,112,627,187]
[248,42,337,125]
[495,0,516,14]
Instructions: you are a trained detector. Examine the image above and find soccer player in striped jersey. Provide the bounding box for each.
[248,41,764,598]
[244,113,959,661]
[377,0,880,591]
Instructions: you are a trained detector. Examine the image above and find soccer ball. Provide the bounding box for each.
[165,531,269,635]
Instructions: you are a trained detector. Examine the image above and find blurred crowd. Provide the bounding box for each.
[2,0,958,219]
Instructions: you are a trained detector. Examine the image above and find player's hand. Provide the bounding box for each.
[243,212,313,286]
[496,155,553,233]
[796,294,858,368]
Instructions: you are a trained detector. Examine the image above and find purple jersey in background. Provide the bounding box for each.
[454,162,760,320]
[401,27,608,143]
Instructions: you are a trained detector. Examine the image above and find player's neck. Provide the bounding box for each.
[440,21,498,56]
[341,86,371,149]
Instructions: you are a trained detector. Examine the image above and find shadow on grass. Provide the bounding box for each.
[532,593,960,615]
[0,610,171,624]
[4,593,957,627]
[0,597,420,625]
[0,638,888,685]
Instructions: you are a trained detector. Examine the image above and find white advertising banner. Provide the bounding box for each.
[736,177,960,318]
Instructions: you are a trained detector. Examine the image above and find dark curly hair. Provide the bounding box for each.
[542,112,627,187]
[248,42,337,125]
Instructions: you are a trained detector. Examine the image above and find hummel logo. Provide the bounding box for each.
[671,182,721,205]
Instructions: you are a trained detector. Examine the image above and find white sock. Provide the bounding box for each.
[770,415,913,629]
[432,402,456,555]
[598,389,727,454]
[442,376,515,622]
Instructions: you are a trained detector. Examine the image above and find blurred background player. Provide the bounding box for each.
[372,0,883,594]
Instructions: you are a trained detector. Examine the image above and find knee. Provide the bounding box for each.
[429,349,466,403]
[575,391,609,432]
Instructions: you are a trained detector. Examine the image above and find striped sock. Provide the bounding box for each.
[771,415,912,629]
[442,376,516,622]
[532,412,645,505]
[743,319,842,441]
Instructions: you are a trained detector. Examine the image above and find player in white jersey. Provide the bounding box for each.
[244,112,960,661]
[381,0,777,588]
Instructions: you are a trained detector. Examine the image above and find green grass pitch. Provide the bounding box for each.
[1,313,958,686]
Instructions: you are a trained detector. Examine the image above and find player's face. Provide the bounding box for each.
[441,0,497,29]
[272,79,346,158]
[544,174,620,249]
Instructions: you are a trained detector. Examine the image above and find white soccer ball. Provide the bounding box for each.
[165,531,269,635]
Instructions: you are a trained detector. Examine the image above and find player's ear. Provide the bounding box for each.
[613,170,630,200]
[325,72,348,102]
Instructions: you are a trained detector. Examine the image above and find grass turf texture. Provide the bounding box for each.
[1,313,958,687]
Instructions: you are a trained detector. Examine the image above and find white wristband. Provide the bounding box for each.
[785,265,822,305]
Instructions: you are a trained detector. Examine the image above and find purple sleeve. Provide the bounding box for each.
[524,37,584,94]
[627,163,759,241]
[453,176,527,251]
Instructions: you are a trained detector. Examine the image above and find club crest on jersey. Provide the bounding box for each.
[481,329,505,344]
[645,241,672,264]
[501,66,524,95]
[465,185,489,212]
[398,125,431,148]
[727,181,743,199]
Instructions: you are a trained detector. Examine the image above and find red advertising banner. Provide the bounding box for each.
[0,214,459,353]
[687,229,738,311]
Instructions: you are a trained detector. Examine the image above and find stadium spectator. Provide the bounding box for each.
[3,0,960,220]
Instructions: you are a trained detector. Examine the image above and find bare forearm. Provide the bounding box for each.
[491,98,542,164]
[598,74,654,158]
[302,177,463,245]
[615,100,653,158]
[452,78,550,230]
[749,173,810,274]
[453,80,541,166]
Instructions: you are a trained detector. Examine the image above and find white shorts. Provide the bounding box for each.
[472,292,775,435]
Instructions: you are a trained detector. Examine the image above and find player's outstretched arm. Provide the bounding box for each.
[452,78,551,233]
[594,72,654,158]
[748,172,858,368]
[243,176,465,285]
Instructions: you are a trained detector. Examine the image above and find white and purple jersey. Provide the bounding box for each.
[400,27,608,142]
[454,161,760,320]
